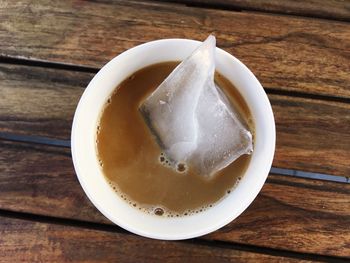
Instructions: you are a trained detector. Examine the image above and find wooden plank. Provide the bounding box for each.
[155,0,350,21]
[205,174,350,256]
[271,95,350,176]
[0,217,302,263]
[0,141,107,224]
[0,64,92,139]
[1,64,349,176]
[0,0,349,98]
[0,140,349,257]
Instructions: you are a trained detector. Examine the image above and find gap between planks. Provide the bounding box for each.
[1,136,349,256]
[0,208,348,262]
[0,131,348,184]
[149,0,350,22]
[1,0,349,100]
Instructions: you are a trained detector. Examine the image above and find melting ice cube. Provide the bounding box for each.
[140,35,253,178]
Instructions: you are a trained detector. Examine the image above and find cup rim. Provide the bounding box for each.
[71,38,276,240]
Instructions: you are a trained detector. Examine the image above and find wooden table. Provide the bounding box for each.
[0,0,349,261]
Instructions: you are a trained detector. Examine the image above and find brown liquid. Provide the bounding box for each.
[96,62,254,216]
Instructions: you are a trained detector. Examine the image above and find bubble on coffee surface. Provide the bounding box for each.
[154,207,164,216]
[176,162,187,173]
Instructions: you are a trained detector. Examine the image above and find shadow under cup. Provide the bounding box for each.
[71,39,276,240]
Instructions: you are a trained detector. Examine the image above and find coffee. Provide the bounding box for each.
[96,62,254,217]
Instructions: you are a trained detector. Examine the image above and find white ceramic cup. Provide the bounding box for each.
[71,38,275,240]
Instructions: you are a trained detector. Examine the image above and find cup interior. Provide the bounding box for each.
[71,39,275,240]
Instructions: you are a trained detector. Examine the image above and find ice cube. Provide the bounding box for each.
[140,35,253,177]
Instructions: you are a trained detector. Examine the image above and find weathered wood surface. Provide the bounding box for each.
[1,0,350,261]
[1,63,349,175]
[0,140,349,257]
[0,64,91,139]
[206,174,350,257]
[0,0,349,99]
[272,95,350,176]
[156,0,350,21]
[0,216,304,263]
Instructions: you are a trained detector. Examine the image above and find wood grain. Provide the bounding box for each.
[156,0,350,21]
[1,63,349,176]
[271,95,350,176]
[0,140,349,257]
[0,0,349,98]
[0,63,92,139]
[205,174,350,256]
[0,217,303,263]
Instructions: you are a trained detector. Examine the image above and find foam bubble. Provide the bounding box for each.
[176,163,187,173]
